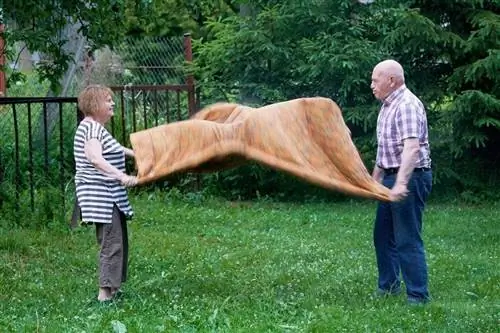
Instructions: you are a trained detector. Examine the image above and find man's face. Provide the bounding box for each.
[370,68,392,101]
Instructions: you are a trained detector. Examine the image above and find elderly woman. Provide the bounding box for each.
[73,84,137,302]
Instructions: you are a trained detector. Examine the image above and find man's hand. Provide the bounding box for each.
[390,182,408,201]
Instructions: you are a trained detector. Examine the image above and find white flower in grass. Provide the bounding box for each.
[111,320,127,333]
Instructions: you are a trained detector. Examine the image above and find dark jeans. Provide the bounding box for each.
[95,205,129,289]
[374,170,432,300]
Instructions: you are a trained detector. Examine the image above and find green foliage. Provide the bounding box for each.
[0,197,499,331]
[123,0,237,38]
[0,182,71,228]
[5,71,51,96]
[2,0,238,91]
[4,0,499,200]
[199,164,349,203]
[0,96,78,226]
[192,0,500,200]
[192,0,393,200]
[382,0,500,197]
[116,36,187,85]
[3,0,130,92]
[194,0,386,105]
[447,90,500,153]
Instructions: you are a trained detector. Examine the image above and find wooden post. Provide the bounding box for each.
[183,33,195,117]
[0,24,6,97]
[183,33,200,190]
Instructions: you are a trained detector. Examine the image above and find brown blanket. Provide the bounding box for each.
[130,97,391,201]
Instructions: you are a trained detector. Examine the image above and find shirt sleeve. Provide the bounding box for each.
[396,103,420,140]
[85,122,104,142]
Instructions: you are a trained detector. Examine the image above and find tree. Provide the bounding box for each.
[123,0,238,38]
[2,0,129,92]
[2,0,241,90]
[193,0,397,149]
[192,0,393,199]
[194,0,386,103]
[193,0,500,199]
[383,0,500,196]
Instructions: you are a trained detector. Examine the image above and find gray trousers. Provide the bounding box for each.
[95,205,129,289]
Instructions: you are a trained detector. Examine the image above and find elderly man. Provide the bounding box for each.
[370,59,433,305]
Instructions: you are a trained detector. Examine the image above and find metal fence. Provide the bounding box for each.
[108,84,196,145]
[73,35,190,92]
[0,97,79,225]
[0,35,197,226]
[0,88,197,225]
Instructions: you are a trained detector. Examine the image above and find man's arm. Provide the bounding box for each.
[391,138,419,201]
[396,138,419,186]
[372,164,384,183]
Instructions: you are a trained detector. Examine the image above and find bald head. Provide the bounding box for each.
[374,60,405,83]
[371,59,405,101]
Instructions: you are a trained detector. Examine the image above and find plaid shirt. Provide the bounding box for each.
[376,85,431,169]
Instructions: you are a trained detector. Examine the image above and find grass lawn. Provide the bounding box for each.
[0,194,498,332]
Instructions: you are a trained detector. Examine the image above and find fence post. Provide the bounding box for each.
[183,33,196,117]
[183,33,201,190]
[0,24,6,97]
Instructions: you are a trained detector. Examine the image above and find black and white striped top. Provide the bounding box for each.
[74,119,133,224]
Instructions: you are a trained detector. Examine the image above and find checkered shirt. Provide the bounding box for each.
[376,85,431,169]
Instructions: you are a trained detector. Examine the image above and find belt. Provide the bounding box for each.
[383,167,431,175]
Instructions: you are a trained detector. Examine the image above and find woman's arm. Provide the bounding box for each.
[123,147,135,158]
[85,139,131,183]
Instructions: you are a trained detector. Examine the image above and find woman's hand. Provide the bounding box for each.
[123,147,135,159]
[120,175,138,187]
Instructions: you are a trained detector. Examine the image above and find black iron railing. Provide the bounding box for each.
[0,85,196,225]
[0,97,79,216]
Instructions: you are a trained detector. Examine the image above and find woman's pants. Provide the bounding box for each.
[95,205,129,289]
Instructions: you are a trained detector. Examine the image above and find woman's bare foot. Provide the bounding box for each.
[97,287,112,301]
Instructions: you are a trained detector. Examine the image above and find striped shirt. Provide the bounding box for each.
[376,85,431,169]
[74,120,133,224]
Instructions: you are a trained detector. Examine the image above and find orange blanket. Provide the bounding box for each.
[129,97,391,201]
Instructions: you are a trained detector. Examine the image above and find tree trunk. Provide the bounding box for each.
[35,18,86,148]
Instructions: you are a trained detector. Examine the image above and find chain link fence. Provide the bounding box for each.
[70,35,187,92]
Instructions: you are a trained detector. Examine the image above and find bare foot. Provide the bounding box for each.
[97,287,112,301]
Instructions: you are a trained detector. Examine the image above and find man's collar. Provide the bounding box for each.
[383,84,406,106]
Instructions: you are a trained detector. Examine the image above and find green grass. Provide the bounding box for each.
[0,195,498,332]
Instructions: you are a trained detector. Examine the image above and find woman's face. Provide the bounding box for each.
[98,93,115,123]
